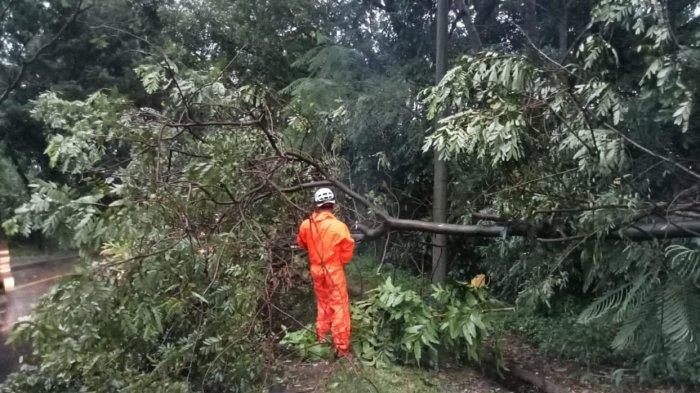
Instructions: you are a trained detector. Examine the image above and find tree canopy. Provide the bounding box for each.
[1,0,699,390]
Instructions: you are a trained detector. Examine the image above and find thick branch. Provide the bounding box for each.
[166,119,261,128]
[278,180,332,193]
[350,214,700,242]
[282,154,700,242]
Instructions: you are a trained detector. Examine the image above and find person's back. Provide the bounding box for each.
[298,210,354,269]
[296,188,355,357]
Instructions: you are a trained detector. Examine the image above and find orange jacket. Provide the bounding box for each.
[296,211,355,267]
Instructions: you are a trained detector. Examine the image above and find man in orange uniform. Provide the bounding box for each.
[296,188,355,356]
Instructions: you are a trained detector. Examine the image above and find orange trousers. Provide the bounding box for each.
[310,264,350,354]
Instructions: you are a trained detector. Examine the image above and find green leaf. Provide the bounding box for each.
[191,291,209,304]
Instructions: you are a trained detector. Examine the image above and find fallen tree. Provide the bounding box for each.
[4,21,699,386]
[246,150,700,243]
[276,173,700,242]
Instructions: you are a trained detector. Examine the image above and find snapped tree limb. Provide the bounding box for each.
[273,167,700,242]
[152,83,700,244]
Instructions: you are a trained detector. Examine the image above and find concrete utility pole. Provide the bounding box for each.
[432,0,449,284]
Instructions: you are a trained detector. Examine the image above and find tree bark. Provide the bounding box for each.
[523,0,539,51]
[558,0,569,59]
[454,0,483,51]
[352,216,700,242]
[6,148,30,192]
[273,175,700,242]
[433,0,449,284]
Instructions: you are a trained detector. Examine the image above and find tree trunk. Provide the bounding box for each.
[455,0,483,51]
[7,149,30,192]
[524,0,539,50]
[432,0,449,284]
[558,0,569,59]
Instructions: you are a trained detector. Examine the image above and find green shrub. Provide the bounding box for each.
[499,297,629,368]
[2,241,267,392]
[499,296,700,385]
[282,276,507,368]
[279,325,333,360]
[0,66,290,392]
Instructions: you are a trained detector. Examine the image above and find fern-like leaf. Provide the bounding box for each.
[666,244,700,284]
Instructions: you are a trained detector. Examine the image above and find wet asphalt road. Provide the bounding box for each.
[0,258,75,381]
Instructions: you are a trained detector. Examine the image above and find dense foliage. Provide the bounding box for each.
[2,65,289,390]
[350,277,495,366]
[1,0,699,389]
[423,0,700,381]
[282,272,502,367]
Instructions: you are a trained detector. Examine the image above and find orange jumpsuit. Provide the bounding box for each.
[296,210,355,355]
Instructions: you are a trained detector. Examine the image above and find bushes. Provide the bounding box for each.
[499,296,629,368]
[283,276,506,368]
[498,294,700,385]
[0,64,295,391]
[2,239,267,392]
[344,254,427,294]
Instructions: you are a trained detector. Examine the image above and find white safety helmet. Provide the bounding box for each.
[314,187,335,207]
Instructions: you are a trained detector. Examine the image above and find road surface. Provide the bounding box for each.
[0,257,75,381]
